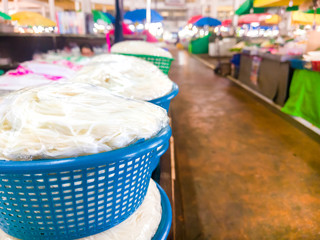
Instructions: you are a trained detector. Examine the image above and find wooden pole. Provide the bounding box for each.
[49,0,55,21]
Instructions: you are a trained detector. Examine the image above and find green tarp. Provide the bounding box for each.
[235,0,265,15]
[282,69,320,128]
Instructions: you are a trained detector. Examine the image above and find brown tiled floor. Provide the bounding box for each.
[169,49,320,240]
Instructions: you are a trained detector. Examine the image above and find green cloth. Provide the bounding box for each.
[92,10,111,24]
[305,8,320,14]
[235,0,265,15]
[282,69,320,128]
[0,12,11,20]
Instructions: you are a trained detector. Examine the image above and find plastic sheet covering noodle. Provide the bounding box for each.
[111,41,173,58]
[0,82,168,161]
[71,54,173,101]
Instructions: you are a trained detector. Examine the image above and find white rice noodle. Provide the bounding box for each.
[0,82,168,161]
[111,41,172,58]
[0,180,162,240]
[71,54,173,101]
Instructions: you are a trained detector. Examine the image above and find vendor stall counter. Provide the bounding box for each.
[0,33,145,69]
[238,51,297,106]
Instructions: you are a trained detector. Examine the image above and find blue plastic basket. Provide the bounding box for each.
[149,83,179,113]
[0,126,172,240]
[152,183,172,240]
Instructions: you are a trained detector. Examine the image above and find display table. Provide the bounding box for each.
[282,69,320,128]
[238,52,296,106]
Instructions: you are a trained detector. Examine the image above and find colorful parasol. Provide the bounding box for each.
[103,12,115,23]
[238,13,272,25]
[254,0,306,8]
[0,12,11,20]
[11,12,56,27]
[92,10,112,24]
[193,17,221,27]
[292,11,320,25]
[235,0,266,15]
[187,15,203,24]
[263,14,282,25]
[221,19,232,26]
[124,9,163,23]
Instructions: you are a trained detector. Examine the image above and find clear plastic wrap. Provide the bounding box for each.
[22,61,77,78]
[34,51,92,65]
[0,179,162,240]
[71,54,173,101]
[0,82,168,161]
[111,41,173,58]
[0,73,53,91]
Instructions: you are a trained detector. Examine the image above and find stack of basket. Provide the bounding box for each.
[110,40,178,112]
[0,41,177,240]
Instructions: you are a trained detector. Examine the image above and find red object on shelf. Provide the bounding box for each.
[311,61,320,72]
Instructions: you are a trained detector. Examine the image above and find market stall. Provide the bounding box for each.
[282,68,320,128]
[280,34,320,128]
[232,0,320,132]
[187,17,221,54]
[238,51,296,106]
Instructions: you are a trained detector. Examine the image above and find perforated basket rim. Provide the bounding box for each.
[0,125,171,173]
[149,82,179,105]
[114,53,175,62]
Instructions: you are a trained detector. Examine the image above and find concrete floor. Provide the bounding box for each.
[169,50,320,240]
